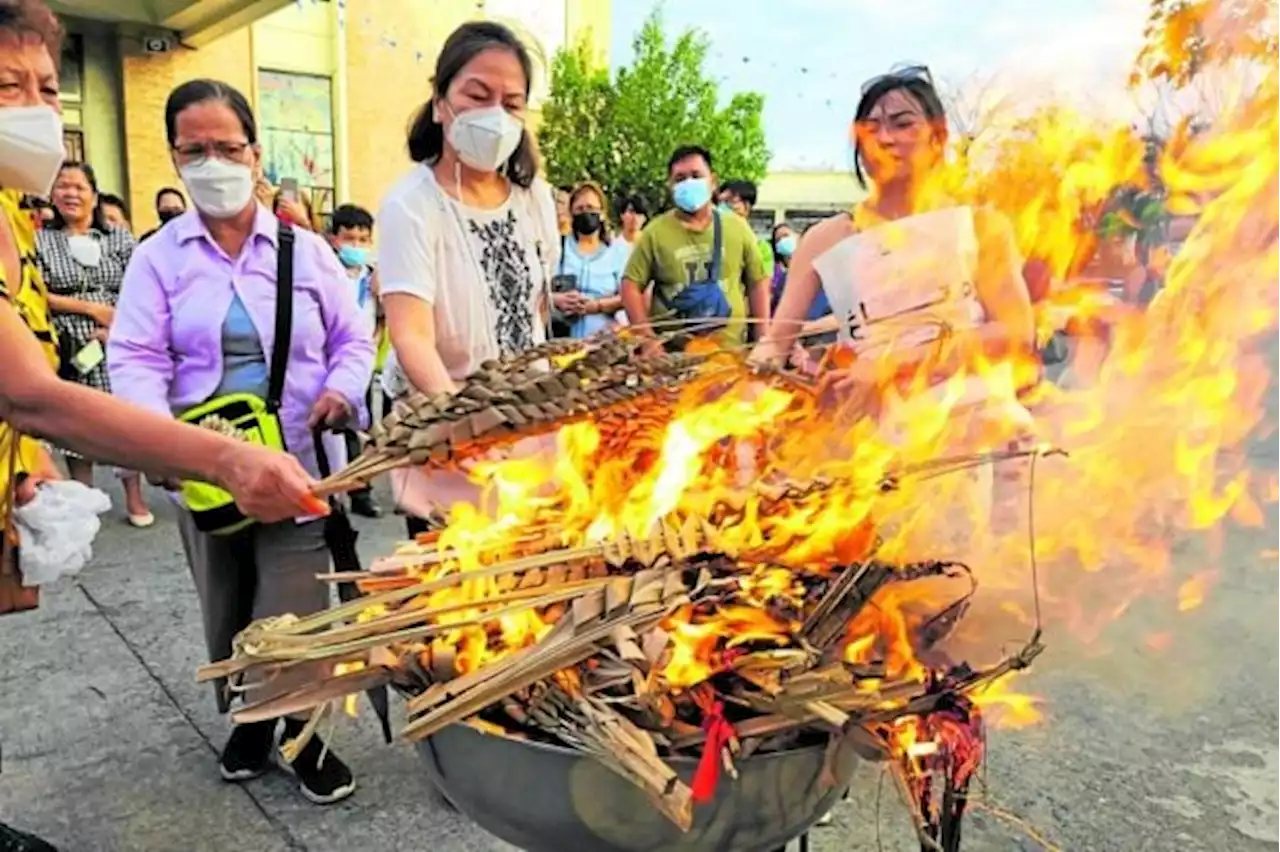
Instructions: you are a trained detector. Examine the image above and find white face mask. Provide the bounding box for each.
[446,103,524,173]
[179,158,255,219]
[0,106,65,197]
[66,233,102,267]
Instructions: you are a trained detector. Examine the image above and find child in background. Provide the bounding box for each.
[329,203,383,518]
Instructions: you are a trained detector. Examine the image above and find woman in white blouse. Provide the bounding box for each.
[378,21,557,536]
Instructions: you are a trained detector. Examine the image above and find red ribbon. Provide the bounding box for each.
[691,693,735,803]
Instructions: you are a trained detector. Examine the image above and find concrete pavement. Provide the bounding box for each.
[0,434,1276,850]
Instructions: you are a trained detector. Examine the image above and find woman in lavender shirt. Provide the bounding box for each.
[108,80,374,806]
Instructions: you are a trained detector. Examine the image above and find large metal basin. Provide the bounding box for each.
[417,723,866,852]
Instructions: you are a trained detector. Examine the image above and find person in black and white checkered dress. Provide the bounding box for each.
[36,161,154,526]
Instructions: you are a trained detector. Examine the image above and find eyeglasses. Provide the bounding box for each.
[860,63,934,96]
[171,140,251,164]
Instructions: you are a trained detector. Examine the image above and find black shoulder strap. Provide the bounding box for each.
[312,430,332,478]
[267,223,295,414]
[707,210,724,284]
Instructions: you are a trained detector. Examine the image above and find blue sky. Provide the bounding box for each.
[609,0,1151,170]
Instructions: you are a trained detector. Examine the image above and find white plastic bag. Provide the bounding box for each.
[13,480,112,587]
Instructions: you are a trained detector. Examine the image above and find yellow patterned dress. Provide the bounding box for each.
[0,188,61,522]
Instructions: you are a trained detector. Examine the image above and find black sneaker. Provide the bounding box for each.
[350,490,382,519]
[282,719,356,805]
[219,719,277,782]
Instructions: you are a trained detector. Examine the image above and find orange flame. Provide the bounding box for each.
[970,673,1044,730]
[355,29,1277,732]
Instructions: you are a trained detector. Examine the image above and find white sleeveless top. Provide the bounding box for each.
[810,205,1033,549]
[812,206,984,355]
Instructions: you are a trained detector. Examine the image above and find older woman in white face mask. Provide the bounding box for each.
[378,20,559,539]
[106,78,374,805]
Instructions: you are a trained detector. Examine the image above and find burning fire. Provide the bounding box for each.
[357,35,1276,739]
[970,673,1044,730]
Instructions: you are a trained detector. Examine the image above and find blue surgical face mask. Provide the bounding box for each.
[672,177,712,214]
[337,244,369,268]
[716,202,735,215]
[775,235,797,258]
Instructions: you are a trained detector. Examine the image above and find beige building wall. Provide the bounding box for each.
[94,0,610,232]
[342,0,440,214]
[341,0,613,212]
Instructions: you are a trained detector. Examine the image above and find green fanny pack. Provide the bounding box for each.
[179,394,286,534]
[179,223,296,536]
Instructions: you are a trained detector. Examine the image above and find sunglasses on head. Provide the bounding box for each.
[860,64,934,96]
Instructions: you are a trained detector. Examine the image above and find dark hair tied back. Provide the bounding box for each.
[406,21,538,189]
[164,79,258,147]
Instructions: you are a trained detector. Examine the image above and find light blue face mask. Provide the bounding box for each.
[775,235,797,258]
[337,244,369,268]
[672,177,712,214]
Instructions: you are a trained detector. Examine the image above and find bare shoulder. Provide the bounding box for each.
[798,213,854,256]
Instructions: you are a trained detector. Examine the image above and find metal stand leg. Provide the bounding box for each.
[768,831,810,852]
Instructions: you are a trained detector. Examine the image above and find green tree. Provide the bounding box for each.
[539,10,770,215]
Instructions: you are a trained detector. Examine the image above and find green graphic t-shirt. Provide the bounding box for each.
[623,209,766,347]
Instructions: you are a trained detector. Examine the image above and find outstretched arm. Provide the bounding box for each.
[0,301,324,521]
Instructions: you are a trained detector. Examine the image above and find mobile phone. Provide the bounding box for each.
[72,339,105,375]
[551,273,579,293]
[279,177,299,203]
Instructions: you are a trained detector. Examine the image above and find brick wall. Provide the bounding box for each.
[120,31,255,233]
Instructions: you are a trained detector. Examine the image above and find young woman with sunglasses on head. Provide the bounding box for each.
[754,65,1035,395]
[751,65,1037,545]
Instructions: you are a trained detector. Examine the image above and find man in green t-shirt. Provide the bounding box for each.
[621,145,770,350]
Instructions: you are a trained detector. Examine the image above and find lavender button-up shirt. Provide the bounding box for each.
[108,205,375,486]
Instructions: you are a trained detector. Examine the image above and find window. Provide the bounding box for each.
[62,129,84,162]
[59,33,84,162]
[784,208,838,234]
[257,70,335,217]
[59,35,83,104]
[747,209,775,238]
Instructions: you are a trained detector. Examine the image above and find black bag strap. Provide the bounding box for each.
[707,209,724,285]
[312,429,333,479]
[267,223,295,414]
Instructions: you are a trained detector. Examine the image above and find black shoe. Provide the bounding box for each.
[282,719,356,805]
[0,821,61,851]
[349,490,382,519]
[219,719,277,782]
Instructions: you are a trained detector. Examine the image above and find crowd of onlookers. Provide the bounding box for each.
[5,2,824,809]
[14,138,806,526]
